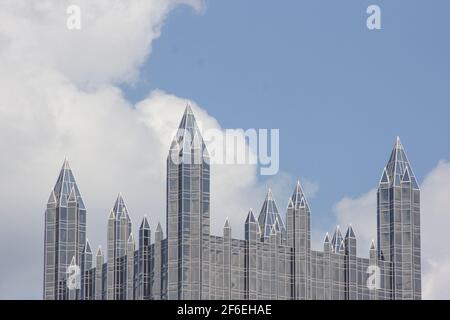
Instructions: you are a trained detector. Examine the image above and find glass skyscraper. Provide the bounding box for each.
[43,107,422,300]
[377,137,421,299]
[43,159,86,300]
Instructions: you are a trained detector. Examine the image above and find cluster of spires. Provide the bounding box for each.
[54,135,408,267]
[81,194,164,266]
[71,176,377,260]
[45,105,421,301]
[53,109,412,267]
[67,110,412,258]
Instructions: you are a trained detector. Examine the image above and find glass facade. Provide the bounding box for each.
[44,111,421,301]
[105,194,134,300]
[166,105,210,300]
[43,159,86,300]
[377,137,421,300]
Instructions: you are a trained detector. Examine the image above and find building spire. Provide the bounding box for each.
[112,193,128,219]
[331,225,343,253]
[140,215,150,230]
[257,189,286,241]
[224,217,231,229]
[52,158,85,209]
[96,245,103,257]
[324,232,330,243]
[370,239,376,250]
[245,208,256,223]
[169,104,208,160]
[156,222,163,233]
[345,225,356,239]
[84,239,92,253]
[383,136,419,189]
[291,179,309,209]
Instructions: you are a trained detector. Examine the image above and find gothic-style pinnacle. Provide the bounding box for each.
[291,179,309,208]
[345,225,356,239]
[140,215,150,230]
[224,217,231,229]
[84,239,92,253]
[96,246,103,257]
[68,186,77,202]
[47,190,57,204]
[156,222,163,233]
[245,209,256,223]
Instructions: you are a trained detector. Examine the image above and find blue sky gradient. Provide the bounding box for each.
[122,0,450,230]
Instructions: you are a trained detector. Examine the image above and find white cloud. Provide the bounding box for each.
[333,188,377,256]
[420,160,450,299]
[0,0,203,88]
[334,161,450,299]
[0,0,297,299]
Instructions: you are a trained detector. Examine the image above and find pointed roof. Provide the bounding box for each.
[84,240,92,253]
[128,233,135,244]
[113,193,127,217]
[47,190,57,205]
[274,217,281,233]
[270,223,277,237]
[287,198,294,209]
[224,217,231,229]
[258,189,287,241]
[345,225,356,239]
[291,180,309,209]
[112,193,132,226]
[96,246,103,256]
[245,209,256,223]
[402,167,410,182]
[370,239,376,250]
[382,136,419,189]
[380,167,390,184]
[331,226,344,253]
[155,222,163,233]
[324,232,330,243]
[169,105,208,158]
[140,216,150,230]
[68,186,77,202]
[338,240,345,253]
[52,158,85,209]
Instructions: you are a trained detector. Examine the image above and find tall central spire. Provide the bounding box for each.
[384,136,419,188]
[52,158,85,209]
[377,136,421,299]
[167,105,211,300]
[169,105,209,161]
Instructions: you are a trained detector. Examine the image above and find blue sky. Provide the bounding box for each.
[122,0,450,229]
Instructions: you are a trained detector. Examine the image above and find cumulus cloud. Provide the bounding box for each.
[334,161,450,299]
[333,188,377,256]
[0,0,202,299]
[0,0,302,299]
[0,0,204,88]
[421,160,450,299]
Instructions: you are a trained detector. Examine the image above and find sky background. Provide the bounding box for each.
[0,0,449,299]
[123,0,450,236]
